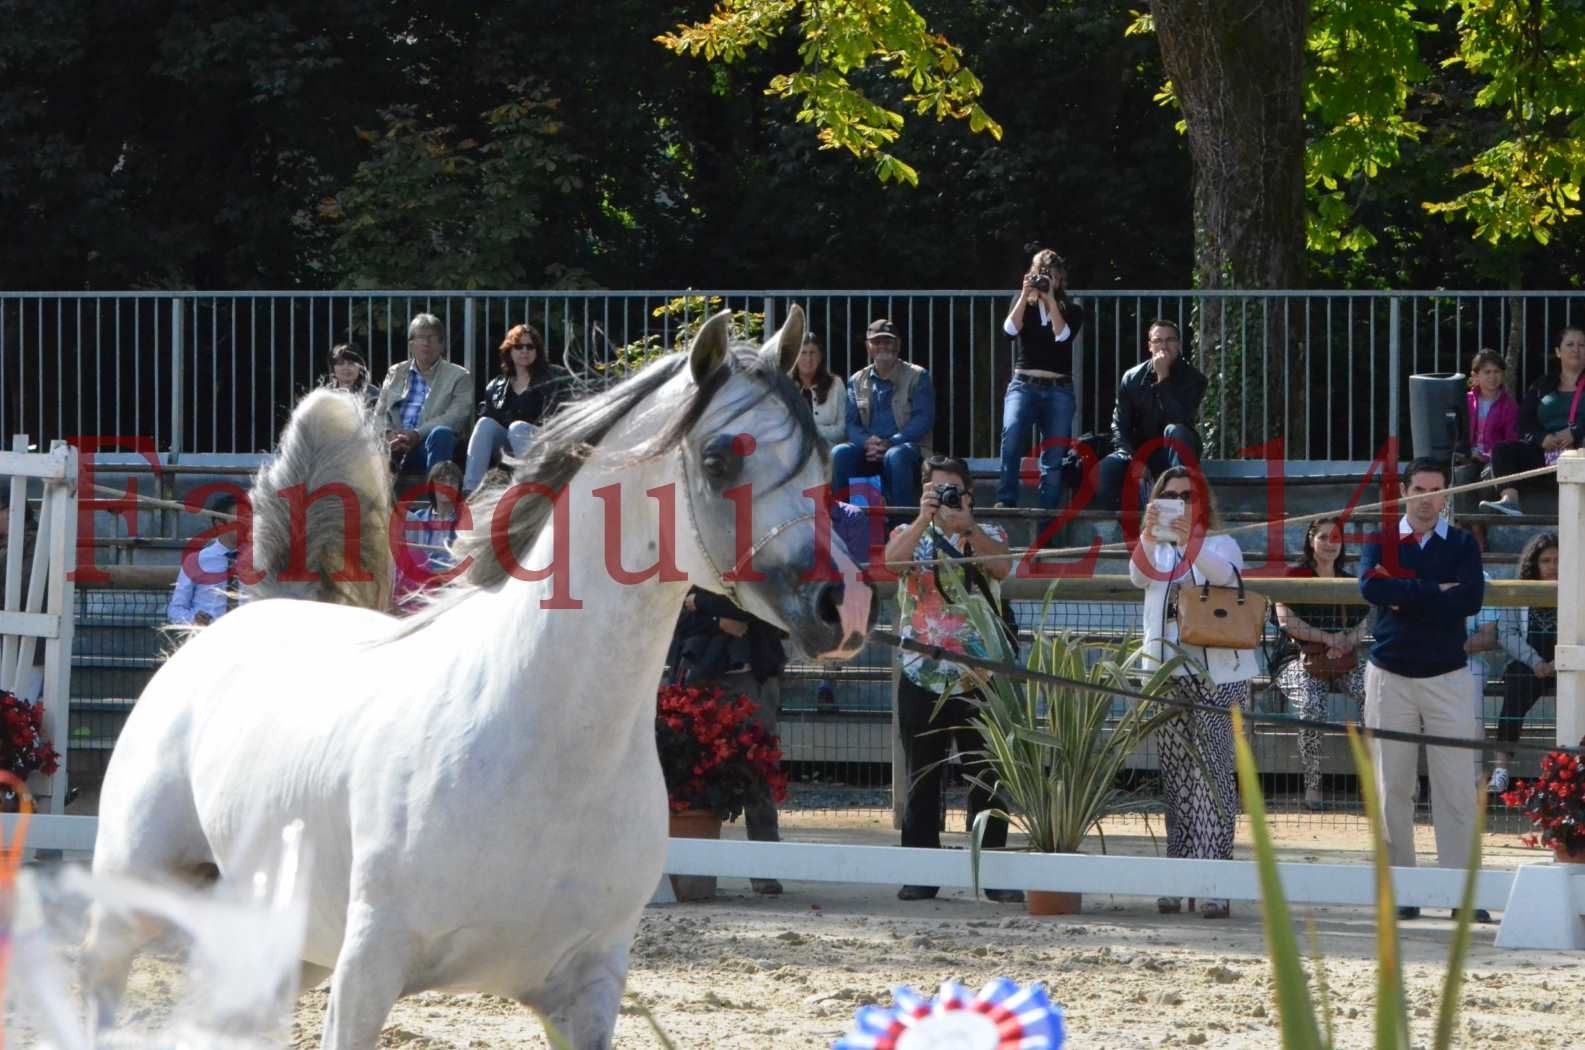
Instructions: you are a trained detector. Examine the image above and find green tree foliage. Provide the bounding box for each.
[656,1,1003,187]
[324,86,587,289]
[1132,0,1585,257]
[1424,0,1585,245]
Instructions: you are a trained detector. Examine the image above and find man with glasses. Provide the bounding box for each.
[831,319,936,514]
[1095,319,1208,512]
[374,313,473,476]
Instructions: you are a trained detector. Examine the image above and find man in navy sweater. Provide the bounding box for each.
[1359,458,1485,912]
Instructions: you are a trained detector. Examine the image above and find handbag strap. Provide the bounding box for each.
[1196,562,1247,603]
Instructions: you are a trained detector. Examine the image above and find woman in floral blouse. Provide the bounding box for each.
[883,454,1022,903]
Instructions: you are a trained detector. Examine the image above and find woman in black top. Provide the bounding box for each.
[1274,517,1369,810]
[462,323,564,493]
[1488,533,1560,792]
[1480,325,1585,515]
[322,344,379,410]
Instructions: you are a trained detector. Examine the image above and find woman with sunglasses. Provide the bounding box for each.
[462,323,566,493]
[1130,465,1251,919]
[1273,517,1368,811]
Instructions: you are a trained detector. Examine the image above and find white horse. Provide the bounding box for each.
[84,306,872,1049]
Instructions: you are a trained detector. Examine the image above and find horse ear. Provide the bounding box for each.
[689,310,733,385]
[760,304,805,374]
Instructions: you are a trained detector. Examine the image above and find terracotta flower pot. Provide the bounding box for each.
[1026,889,1082,916]
[668,809,722,902]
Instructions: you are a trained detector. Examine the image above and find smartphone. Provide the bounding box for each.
[1150,498,1185,543]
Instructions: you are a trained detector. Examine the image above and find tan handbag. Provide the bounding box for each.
[1177,566,1267,651]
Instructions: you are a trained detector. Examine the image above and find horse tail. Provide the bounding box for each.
[247,389,393,610]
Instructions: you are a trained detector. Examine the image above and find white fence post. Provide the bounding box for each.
[1556,450,1585,748]
[42,441,77,814]
[0,439,76,827]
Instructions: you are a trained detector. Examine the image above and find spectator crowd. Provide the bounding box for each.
[167,273,1580,912]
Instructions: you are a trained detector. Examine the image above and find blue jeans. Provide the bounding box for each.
[997,377,1075,507]
[395,425,457,478]
[1095,423,1203,511]
[831,441,924,511]
[463,417,536,491]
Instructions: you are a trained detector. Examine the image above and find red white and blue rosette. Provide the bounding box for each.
[834,978,1064,1050]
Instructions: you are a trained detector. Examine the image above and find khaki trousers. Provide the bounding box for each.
[1363,663,1478,870]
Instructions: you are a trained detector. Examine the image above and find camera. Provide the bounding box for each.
[934,483,963,510]
[1027,271,1052,293]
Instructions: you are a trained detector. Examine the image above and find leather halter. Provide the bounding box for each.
[677,448,814,606]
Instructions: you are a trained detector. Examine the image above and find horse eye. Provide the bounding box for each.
[701,433,743,483]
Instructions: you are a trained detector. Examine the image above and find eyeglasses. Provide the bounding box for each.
[409,334,442,345]
[1159,489,1194,501]
[1148,337,1180,346]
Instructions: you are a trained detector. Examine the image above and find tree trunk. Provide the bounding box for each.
[1148,0,1308,454]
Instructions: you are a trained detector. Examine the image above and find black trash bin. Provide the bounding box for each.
[1408,372,1467,463]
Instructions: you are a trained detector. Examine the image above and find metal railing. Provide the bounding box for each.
[4,289,1579,460]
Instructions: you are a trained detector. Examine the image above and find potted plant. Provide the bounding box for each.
[941,581,1185,916]
[1501,745,1585,863]
[0,689,59,812]
[654,682,788,899]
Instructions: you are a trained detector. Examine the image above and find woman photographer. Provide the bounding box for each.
[997,246,1085,509]
[1129,465,1251,919]
[1273,517,1368,811]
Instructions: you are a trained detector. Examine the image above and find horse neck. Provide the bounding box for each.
[483,448,690,715]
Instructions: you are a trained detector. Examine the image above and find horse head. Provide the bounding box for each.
[675,307,873,659]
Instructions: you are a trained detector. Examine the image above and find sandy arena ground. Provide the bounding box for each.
[19,808,1582,1049]
[271,810,1574,1048]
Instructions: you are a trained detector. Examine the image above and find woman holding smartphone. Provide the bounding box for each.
[1129,466,1252,919]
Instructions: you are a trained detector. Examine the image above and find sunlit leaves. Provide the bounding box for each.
[1134,0,1585,254]
[1423,1,1585,243]
[657,1,1002,187]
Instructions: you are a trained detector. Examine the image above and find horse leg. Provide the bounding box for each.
[522,941,629,1050]
[79,906,158,1035]
[318,902,412,1050]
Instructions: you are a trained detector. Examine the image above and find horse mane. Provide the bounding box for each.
[247,389,394,609]
[401,338,822,626]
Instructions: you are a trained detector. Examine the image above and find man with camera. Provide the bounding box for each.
[997,247,1085,509]
[883,455,1022,903]
[831,319,936,515]
[1095,318,1208,512]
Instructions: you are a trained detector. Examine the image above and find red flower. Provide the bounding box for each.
[0,690,58,783]
[654,682,786,823]
[1502,747,1585,855]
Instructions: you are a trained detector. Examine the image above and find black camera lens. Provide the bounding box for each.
[1028,273,1051,293]
[935,484,963,510]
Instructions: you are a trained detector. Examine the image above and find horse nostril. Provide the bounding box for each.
[815,584,843,626]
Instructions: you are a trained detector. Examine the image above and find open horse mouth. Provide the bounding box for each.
[813,581,875,660]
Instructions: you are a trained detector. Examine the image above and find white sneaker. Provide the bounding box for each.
[1478,497,1523,517]
[1489,767,1510,793]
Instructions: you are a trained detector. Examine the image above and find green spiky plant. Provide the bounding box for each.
[924,573,1191,884]
[1232,707,1485,1049]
